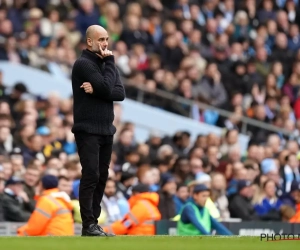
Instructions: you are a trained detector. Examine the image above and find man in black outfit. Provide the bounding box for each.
[71,25,125,237]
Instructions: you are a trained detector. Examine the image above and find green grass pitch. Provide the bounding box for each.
[0,236,298,250]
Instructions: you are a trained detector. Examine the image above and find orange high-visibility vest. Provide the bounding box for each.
[290,204,300,223]
[104,192,161,235]
[17,188,74,236]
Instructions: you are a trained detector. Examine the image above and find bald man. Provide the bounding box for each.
[71,25,125,237]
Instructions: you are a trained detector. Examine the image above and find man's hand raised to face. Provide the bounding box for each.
[80,82,93,94]
[97,44,113,58]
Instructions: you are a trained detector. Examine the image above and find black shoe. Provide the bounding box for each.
[81,224,107,237]
[96,225,116,237]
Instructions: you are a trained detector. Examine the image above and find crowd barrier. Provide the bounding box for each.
[1,221,300,236]
[155,221,300,236]
[0,223,83,236]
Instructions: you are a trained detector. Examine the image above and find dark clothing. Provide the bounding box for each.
[23,184,36,212]
[113,142,137,166]
[229,193,281,221]
[247,123,270,144]
[75,9,101,36]
[6,96,21,109]
[2,192,31,222]
[157,191,176,219]
[22,148,41,167]
[194,76,228,108]
[71,49,125,135]
[160,45,184,71]
[0,85,6,99]
[72,49,125,229]
[229,194,260,221]
[269,47,294,77]
[279,165,300,194]
[222,62,252,98]
[0,194,4,222]
[147,143,161,164]
[120,29,154,50]
[7,8,25,33]
[75,132,113,228]
[280,193,296,209]
[257,10,276,23]
[116,182,132,200]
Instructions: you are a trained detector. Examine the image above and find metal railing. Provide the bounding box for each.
[0,222,83,236]
[122,79,293,137]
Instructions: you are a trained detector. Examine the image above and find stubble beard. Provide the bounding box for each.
[91,43,100,54]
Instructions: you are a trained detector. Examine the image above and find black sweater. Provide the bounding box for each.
[71,49,125,135]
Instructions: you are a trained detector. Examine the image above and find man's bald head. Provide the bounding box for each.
[86,25,107,40]
[85,25,109,53]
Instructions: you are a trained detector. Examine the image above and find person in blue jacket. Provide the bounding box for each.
[173,184,189,215]
[253,179,282,220]
[177,184,233,235]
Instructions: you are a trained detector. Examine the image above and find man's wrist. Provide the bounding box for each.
[103,55,115,62]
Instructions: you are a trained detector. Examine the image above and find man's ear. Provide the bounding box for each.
[87,38,92,47]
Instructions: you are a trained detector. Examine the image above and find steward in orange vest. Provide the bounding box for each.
[290,181,300,223]
[17,175,74,236]
[104,184,161,235]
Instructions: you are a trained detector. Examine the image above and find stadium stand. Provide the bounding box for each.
[1,0,300,236]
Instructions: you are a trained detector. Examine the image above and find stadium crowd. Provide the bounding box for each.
[0,0,300,234]
[1,0,300,143]
[0,80,300,225]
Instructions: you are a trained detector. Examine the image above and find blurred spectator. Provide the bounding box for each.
[22,134,44,166]
[280,204,296,222]
[117,171,137,199]
[257,0,276,23]
[226,162,247,197]
[192,173,221,220]
[0,166,4,221]
[177,184,232,236]
[113,129,136,166]
[103,184,161,235]
[173,184,189,215]
[290,180,300,222]
[253,179,282,221]
[17,175,74,236]
[0,126,13,155]
[101,178,129,224]
[281,153,300,193]
[194,62,228,108]
[158,173,177,219]
[36,126,62,159]
[76,0,100,36]
[23,164,41,211]
[2,176,31,222]
[211,172,230,220]
[229,180,260,221]
[219,129,239,157]
[280,179,299,208]
[58,176,73,198]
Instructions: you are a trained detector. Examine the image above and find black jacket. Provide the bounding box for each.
[157,191,176,220]
[2,191,31,222]
[71,49,125,135]
[0,194,4,222]
[23,184,36,212]
[229,194,260,221]
[229,194,281,221]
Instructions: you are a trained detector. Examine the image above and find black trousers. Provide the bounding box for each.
[74,132,113,228]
